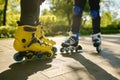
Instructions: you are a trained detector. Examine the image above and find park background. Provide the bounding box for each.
[0,0,120,38]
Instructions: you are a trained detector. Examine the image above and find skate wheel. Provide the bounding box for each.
[14,52,24,62]
[44,52,53,59]
[96,46,101,53]
[76,45,82,52]
[65,50,69,53]
[25,52,35,61]
[71,50,73,53]
[36,53,43,60]
[60,48,64,53]
[52,47,57,54]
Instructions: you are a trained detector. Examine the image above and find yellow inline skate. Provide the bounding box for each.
[36,26,57,54]
[13,25,57,62]
[36,26,56,45]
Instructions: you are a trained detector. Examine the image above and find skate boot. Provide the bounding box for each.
[35,26,57,54]
[13,25,54,62]
[60,32,82,53]
[92,32,101,53]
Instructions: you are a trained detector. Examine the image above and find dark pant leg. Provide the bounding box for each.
[71,0,86,33]
[89,0,101,33]
[19,0,41,26]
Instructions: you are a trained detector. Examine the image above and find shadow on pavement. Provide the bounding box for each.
[61,52,118,80]
[100,48,120,67]
[0,60,52,80]
[100,48,120,76]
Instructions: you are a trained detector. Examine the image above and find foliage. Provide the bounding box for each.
[50,0,73,26]
[0,0,120,38]
[6,12,20,27]
[101,12,112,27]
[0,26,16,38]
[40,14,69,36]
[40,15,57,25]
[0,0,4,25]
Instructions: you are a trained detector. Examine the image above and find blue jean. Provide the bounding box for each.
[71,0,101,34]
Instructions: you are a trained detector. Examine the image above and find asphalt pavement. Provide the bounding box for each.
[0,34,120,80]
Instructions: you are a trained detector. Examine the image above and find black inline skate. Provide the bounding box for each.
[60,32,82,54]
[92,32,102,53]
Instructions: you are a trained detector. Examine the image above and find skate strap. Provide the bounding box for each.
[69,37,76,43]
[27,37,41,47]
[27,33,42,47]
[92,33,101,40]
[69,32,77,37]
[24,26,36,32]
[39,36,44,39]
[27,34,48,47]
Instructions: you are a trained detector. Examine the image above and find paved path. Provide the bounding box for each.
[0,34,120,80]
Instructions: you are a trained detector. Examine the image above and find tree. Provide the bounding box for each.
[101,12,112,27]
[50,0,92,27]
[0,0,20,26]
[0,0,4,26]
[3,0,8,25]
[101,0,120,21]
[50,0,73,26]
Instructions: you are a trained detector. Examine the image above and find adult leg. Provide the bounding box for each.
[71,0,86,33]
[19,0,41,26]
[89,0,101,34]
[89,0,101,47]
[61,0,86,47]
[13,0,53,52]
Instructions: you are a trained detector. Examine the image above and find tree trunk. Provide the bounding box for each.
[67,13,71,26]
[66,0,72,26]
[3,0,8,25]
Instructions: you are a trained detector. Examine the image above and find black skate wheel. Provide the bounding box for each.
[60,48,64,53]
[14,52,24,62]
[65,50,69,53]
[96,46,101,54]
[71,50,73,53]
[44,52,53,59]
[52,47,57,54]
[75,45,82,52]
[36,53,43,60]
[25,52,35,61]
[78,45,82,50]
